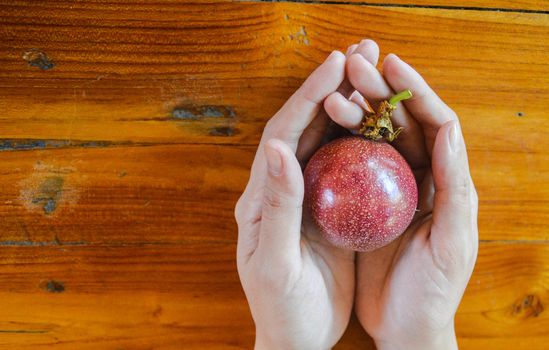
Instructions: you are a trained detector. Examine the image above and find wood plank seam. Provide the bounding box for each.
[0,240,238,247]
[478,240,549,244]
[2,240,547,247]
[243,0,549,14]
[0,139,258,152]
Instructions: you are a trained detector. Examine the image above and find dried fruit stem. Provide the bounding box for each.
[359,89,413,142]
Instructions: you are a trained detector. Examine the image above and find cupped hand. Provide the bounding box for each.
[235,40,380,350]
[325,42,479,350]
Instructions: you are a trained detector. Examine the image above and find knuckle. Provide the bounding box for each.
[443,191,470,216]
[264,118,274,132]
[447,108,459,121]
[433,238,472,273]
[263,120,285,142]
[471,183,479,207]
[262,186,302,221]
[299,89,320,107]
[470,238,478,266]
[457,173,471,189]
[461,240,476,267]
[234,196,244,221]
[262,119,279,140]
[469,239,479,268]
[236,254,246,275]
[234,193,250,224]
[263,186,285,210]
[452,178,472,204]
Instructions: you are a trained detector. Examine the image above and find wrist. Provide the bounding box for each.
[374,323,458,350]
[254,331,287,350]
[254,330,332,350]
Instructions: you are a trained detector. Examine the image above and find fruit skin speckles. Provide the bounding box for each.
[304,136,418,252]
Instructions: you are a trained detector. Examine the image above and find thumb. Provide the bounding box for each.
[256,139,303,265]
[431,120,478,250]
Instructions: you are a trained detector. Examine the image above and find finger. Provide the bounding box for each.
[257,139,304,264]
[347,53,428,171]
[338,40,379,98]
[297,45,360,163]
[324,91,365,129]
[430,121,477,252]
[324,40,381,130]
[336,39,381,105]
[415,170,434,219]
[324,89,374,131]
[353,39,380,69]
[382,54,457,154]
[264,50,346,151]
[337,43,360,97]
[346,43,359,56]
[242,51,346,206]
[295,109,329,166]
[347,53,392,102]
[348,90,373,112]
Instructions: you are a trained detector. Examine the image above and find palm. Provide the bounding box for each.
[241,219,354,349]
[302,217,356,331]
[355,172,460,341]
[263,218,355,347]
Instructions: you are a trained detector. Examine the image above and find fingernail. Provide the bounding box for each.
[349,90,373,112]
[326,50,339,61]
[345,44,358,56]
[265,141,283,176]
[386,53,400,63]
[449,121,460,153]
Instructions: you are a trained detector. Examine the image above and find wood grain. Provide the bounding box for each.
[0,2,548,152]
[0,144,251,245]
[0,1,547,349]
[0,242,546,349]
[0,144,546,243]
[320,0,549,11]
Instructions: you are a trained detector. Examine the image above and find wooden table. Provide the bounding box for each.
[0,1,548,349]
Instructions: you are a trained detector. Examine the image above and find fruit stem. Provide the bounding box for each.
[389,89,413,106]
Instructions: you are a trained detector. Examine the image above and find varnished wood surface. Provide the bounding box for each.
[1,2,548,148]
[321,0,549,11]
[0,1,547,349]
[0,145,251,245]
[0,144,546,244]
[0,243,546,349]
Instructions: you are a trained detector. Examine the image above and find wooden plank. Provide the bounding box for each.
[0,243,256,349]
[0,243,243,295]
[0,2,547,157]
[0,144,546,243]
[4,0,546,14]
[454,243,549,350]
[321,0,549,12]
[470,148,549,241]
[0,144,252,245]
[0,242,546,349]
[0,1,546,349]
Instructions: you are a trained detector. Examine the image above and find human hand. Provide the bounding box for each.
[235,41,380,349]
[325,42,479,350]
